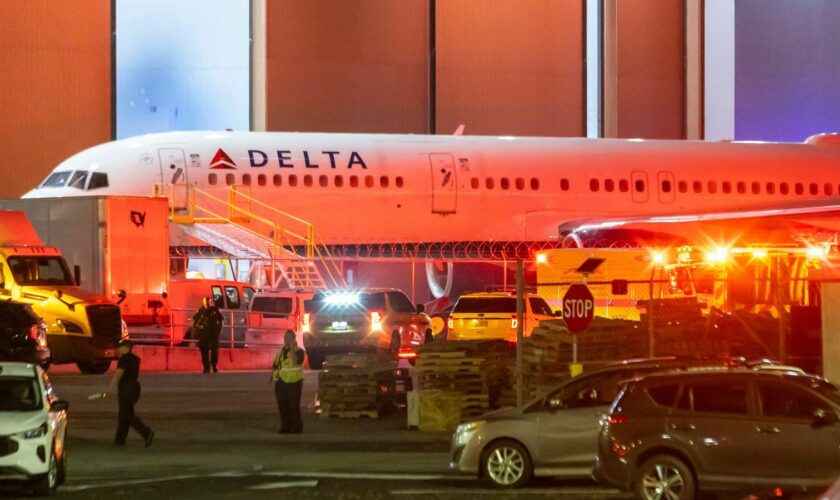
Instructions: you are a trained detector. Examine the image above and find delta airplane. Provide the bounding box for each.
[23,130,840,249]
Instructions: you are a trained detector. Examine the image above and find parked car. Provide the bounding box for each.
[305,289,432,369]
[447,292,555,343]
[0,300,50,369]
[449,356,753,488]
[0,362,69,496]
[595,369,840,499]
[245,289,313,348]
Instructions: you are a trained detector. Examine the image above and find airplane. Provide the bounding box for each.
[23,130,840,253]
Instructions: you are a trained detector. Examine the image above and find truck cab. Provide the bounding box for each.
[0,211,122,374]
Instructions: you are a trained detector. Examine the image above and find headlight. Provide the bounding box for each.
[19,423,48,439]
[455,420,485,436]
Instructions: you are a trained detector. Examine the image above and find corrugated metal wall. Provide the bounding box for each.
[0,1,112,198]
[435,0,585,137]
[264,0,430,134]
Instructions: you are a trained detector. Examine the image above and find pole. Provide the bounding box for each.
[230,311,235,362]
[648,268,655,358]
[516,259,524,407]
[776,256,786,363]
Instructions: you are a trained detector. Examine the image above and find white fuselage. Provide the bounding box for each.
[23,131,840,244]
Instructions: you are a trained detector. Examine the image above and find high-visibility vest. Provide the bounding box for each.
[273,349,303,383]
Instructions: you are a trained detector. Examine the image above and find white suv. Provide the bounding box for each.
[0,362,68,496]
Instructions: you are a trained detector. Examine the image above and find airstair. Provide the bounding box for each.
[155,184,344,291]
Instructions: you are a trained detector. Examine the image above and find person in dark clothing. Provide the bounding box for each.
[106,340,154,447]
[192,296,224,373]
[271,330,305,434]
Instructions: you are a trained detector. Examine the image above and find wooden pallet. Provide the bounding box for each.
[320,409,379,419]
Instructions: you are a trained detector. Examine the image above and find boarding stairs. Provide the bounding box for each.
[156,184,343,291]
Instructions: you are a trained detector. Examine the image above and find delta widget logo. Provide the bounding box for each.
[209,149,237,169]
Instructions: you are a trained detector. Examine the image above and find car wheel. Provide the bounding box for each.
[307,350,324,370]
[76,360,111,375]
[482,440,533,488]
[635,455,696,500]
[32,447,58,496]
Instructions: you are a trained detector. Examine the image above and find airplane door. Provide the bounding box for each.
[158,148,189,209]
[657,171,675,203]
[430,154,457,214]
[630,170,649,203]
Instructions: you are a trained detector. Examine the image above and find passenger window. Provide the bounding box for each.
[758,382,827,420]
[707,181,717,194]
[380,176,389,188]
[530,178,539,190]
[693,181,702,194]
[471,178,479,189]
[396,176,404,188]
[211,286,225,308]
[386,292,416,313]
[501,178,510,190]
[242,174,251,186]
[486,178,495,190]
[678,180,688,193]
[661,179,671,193]
[350,175,359,188]
[304,175,313,187]
[766,182,775,195]
[647,384,680,408]
[737,181,746,194]
[590,179,600,192]
[752,182,761,194]
[335,176,344,187]
[687,381,748,415]
[515,178,525,190]
[560,178,570,191]
[365,176,374,188]
[273,174,282,186]
[360,292,386,310]
[810,183,819,195]
[826,183,834,196]
[224,286,241,310]
[209,173,218,186]
[242,287,255,307]
[618,179,629,192]
[795,183,804,195]
[319,175,328,187]
[225,173,235,186]
[605,179,615,192]
[634,179,645,192]
[722,181,731,194]
[528,297,553,316]
[257,174,266,187]
[289,175,298,187]
[780,182,789,195]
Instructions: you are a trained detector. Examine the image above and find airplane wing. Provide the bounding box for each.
[560,198,840,246]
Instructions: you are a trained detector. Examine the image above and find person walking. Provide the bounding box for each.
[271,330,305,433]
[105,340,154,447]
[192,296,224,373]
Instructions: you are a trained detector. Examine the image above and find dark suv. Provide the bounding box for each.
[0,300,50,368]
[595,369,840,499]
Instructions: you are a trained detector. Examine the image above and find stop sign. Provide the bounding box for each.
[562,284,594,333]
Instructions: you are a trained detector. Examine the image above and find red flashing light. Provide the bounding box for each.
[609,415,628,425]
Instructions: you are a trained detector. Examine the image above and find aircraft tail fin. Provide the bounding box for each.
[453,124,465,136]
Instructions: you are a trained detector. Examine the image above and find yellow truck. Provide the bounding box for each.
[0,211,122,373]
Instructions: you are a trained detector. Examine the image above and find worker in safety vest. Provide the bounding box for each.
[271,329,305,433]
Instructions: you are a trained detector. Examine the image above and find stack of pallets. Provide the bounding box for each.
[317,353,412,419]
[415,340,513,430]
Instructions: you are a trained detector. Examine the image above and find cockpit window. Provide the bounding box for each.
[68,170,88,189]
[42,171,72,188]
[87,172,109,190]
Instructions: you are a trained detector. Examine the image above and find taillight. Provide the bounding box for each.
[370,311,382,331]
[447,318,453,330]
[29,325,38,341]
[609,415,629,425]
[301,313,311,333]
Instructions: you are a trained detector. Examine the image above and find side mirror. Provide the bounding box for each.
[116,289,127,305]
[416,304,425,314]
[813,408,838,427]
[50,400,70,412]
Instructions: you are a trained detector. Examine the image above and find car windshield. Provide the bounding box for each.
[0,377,42,412]
[252,296,293,314]
[7,256,74,286]
[453,297,517,314]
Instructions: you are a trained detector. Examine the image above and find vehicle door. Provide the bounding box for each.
[536,372,621,472]
[386,291,424,347]
[429,154,457,214]
[753,380,840,484]
[527,296,554,336]
[158,148,189,209]
[666,377,762,479]
[223,285,247,346]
